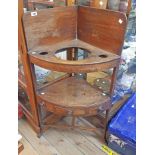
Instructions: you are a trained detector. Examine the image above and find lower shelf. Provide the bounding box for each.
[37,76,111,116]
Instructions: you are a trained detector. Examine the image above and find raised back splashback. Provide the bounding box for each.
[23,6,77,50]
[23,6,127,55]
[77,6,127,55]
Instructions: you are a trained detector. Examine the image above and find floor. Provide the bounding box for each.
[19,118,107,155]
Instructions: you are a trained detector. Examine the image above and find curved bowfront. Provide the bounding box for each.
[29,40,120,73]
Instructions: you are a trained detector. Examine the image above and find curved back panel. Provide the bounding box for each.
[23,6,77,50]
[77,6,127,55]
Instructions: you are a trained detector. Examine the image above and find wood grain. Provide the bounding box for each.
[64,117,105,149]
[19,119,61,155]
[19,135,38,155]
[28,39,120,73]
[60,127,106,155]
[23,6,77,50]
[38,76,110,108]
[19,118,108,155]
[77,6,127,55]
[43,129,84,155]
[20,5,127,140]
[19,0,40,130]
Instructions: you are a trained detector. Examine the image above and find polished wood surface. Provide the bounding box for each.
[23,6,77,50]
[23,6,127,55]
[37,77,111,117]
[78,6,127,55]
[21,5,127,140]
[38,76,110,108]
[19,0,40,133]
[29,39,120,73]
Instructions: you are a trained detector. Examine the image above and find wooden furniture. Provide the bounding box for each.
[18,0,72,137]
[21,6,127,141]
[18,0,41,135]
[18,142,24,154]
[72,0,131,129]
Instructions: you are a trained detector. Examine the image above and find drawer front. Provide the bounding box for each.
[39,100,68,116]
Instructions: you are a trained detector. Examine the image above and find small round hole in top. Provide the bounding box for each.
[99,54,108,58]
[39,52,48,55]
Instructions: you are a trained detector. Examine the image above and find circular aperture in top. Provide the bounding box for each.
[39,52,48,55]
[55,47,90,61]
[98,54,108,58]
